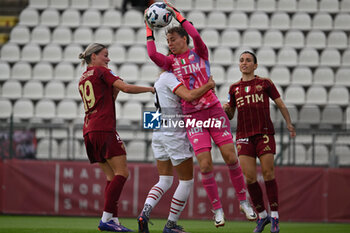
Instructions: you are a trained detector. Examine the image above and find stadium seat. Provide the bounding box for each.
[29,0,48,9]
[1,43,20,62]
[277,48,298,67]
[194,0,213,12]
[307,145,329,165]
[312,13,332,31]
[0,98,12,119]
[11,61,31,81]
[284,85,305,105]
[294,144,308,165]
[270,66,291,86]
[42,43,62,63]
[328,86,349,106]
[334,13,350,30]
[298,104,321,126]
[320,0,339,13]
[291,13,312,30]
[335,68,350,86]
[313,67,334,87]
[298,48,319,67]
[321,105,343,126]
[102,9,122,28]
[71,0,89,10]
[263,30,283,48]
[327,31,348,49]
[210,65,225,84]
[94,27,114,45]
[320,48,341,67]
[212,47,233,65]
[40,8,59,27]
[218,85,229,103]
[270,12,290,30]
[341,49,350,67]
[249,12,269,30]
[341,0,350,12]
[221,29,240,48]
[200,29,219,48]
[63,44,83,63]
[174,0,193,11]
[305,86,327,105]
[59,139,81,160]
[207,11,227,30]
[9,25,30,45]
[21,43,41,62]
[66,80,80,100]
[256,0,276,12]
[122,101,142,121]
[277,0,297,12]
[256,47,276,67]
[228,11,248,30]
[123,10,143,28]
[297,0,317,13]
[36,138,59,159]
[126,140,146,161]
[81,9,101,28]
[119,63,139,82]
[115,101,122,119]
[32,62,53,82]
[30,25,50,45]
[126,45,147,64]
[73,27,93,46]
[54,62,75,82]
[44,81,65,100]
[132,82,154,103]
[347,106,350,127]
[284,30,304,48]
[242,30,262,48]
[2,80,22,100]
[256,65,269,78]
[236,0,255,12]
[13,99,34,120]
[0,61,10,81]
[291,66,312,86]
[91,0,110,10]
[215,0,234,12]
[19,8,39,27]
[135,28,146,45]
[61,9,80,28]
[23,80,44,100]
[50,0,69,9]
[186,11,206,29]
[275,103,298,124]
[336,145,350,166]
[57,99,78,120]
[35,99,56,119]
[108,44,126,65]
[115,27,135,46]
[305,30,326,49]
[140,64,159,83]
[77,102,85,119]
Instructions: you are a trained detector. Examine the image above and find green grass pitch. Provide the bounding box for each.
[0,215,349,233]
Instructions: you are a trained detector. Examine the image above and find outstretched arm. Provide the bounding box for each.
[113,79,154,94]
[175,76,215,102]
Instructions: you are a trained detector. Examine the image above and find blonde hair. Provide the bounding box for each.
[79,43,106,66]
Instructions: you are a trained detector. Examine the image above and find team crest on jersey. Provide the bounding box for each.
[189,54,195,61]
[235,87,239,95]
[256,85,263,92]
[244,86,251,93]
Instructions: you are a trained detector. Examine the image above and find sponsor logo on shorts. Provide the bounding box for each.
[263,145,271,151]
[237,138,249,144]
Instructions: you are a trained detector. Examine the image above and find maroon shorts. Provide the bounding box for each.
[84,131,126,163]
[236,134,276,158]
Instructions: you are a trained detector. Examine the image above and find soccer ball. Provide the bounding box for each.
[146,2,173,28]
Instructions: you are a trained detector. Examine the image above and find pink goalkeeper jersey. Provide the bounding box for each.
[147,21,219,114]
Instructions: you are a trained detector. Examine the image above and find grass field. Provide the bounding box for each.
[0,215,349,233]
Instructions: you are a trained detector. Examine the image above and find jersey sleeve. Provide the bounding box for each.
[266,79,280,100]
[147,40,173,71]
[182,20,208,60]
[99,67,120,86]
[228,85,236,107]
[165,72,183,93]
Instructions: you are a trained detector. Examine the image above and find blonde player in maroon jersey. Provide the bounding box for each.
[224,51,296,233]
[78,43,154,232]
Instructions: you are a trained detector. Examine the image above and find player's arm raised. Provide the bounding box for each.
[113,79,155,94]
[223,103,235,120]
[274,97,296,138]
[175,76,215,102]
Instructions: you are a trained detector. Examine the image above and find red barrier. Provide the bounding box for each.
[0,159,349,222]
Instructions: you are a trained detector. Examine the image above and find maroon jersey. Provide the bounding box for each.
[228,76,280,139]
[78,66,120,135]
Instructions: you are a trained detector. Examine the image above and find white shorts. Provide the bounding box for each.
[152,131,193,166]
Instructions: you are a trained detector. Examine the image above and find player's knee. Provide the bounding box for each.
[157,175,174,192]
[262,169,274,180]
[115,169,129,179]
[199,162,213,173]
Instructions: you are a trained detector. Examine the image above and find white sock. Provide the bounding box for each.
[271,211,279,218]
[143,176,173,216]
[111,217,119,224]
[101,211,113,223]
[168,179,194,222]
[258,210,268,219]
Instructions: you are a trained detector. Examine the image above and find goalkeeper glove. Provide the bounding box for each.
[164,0,186,24]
